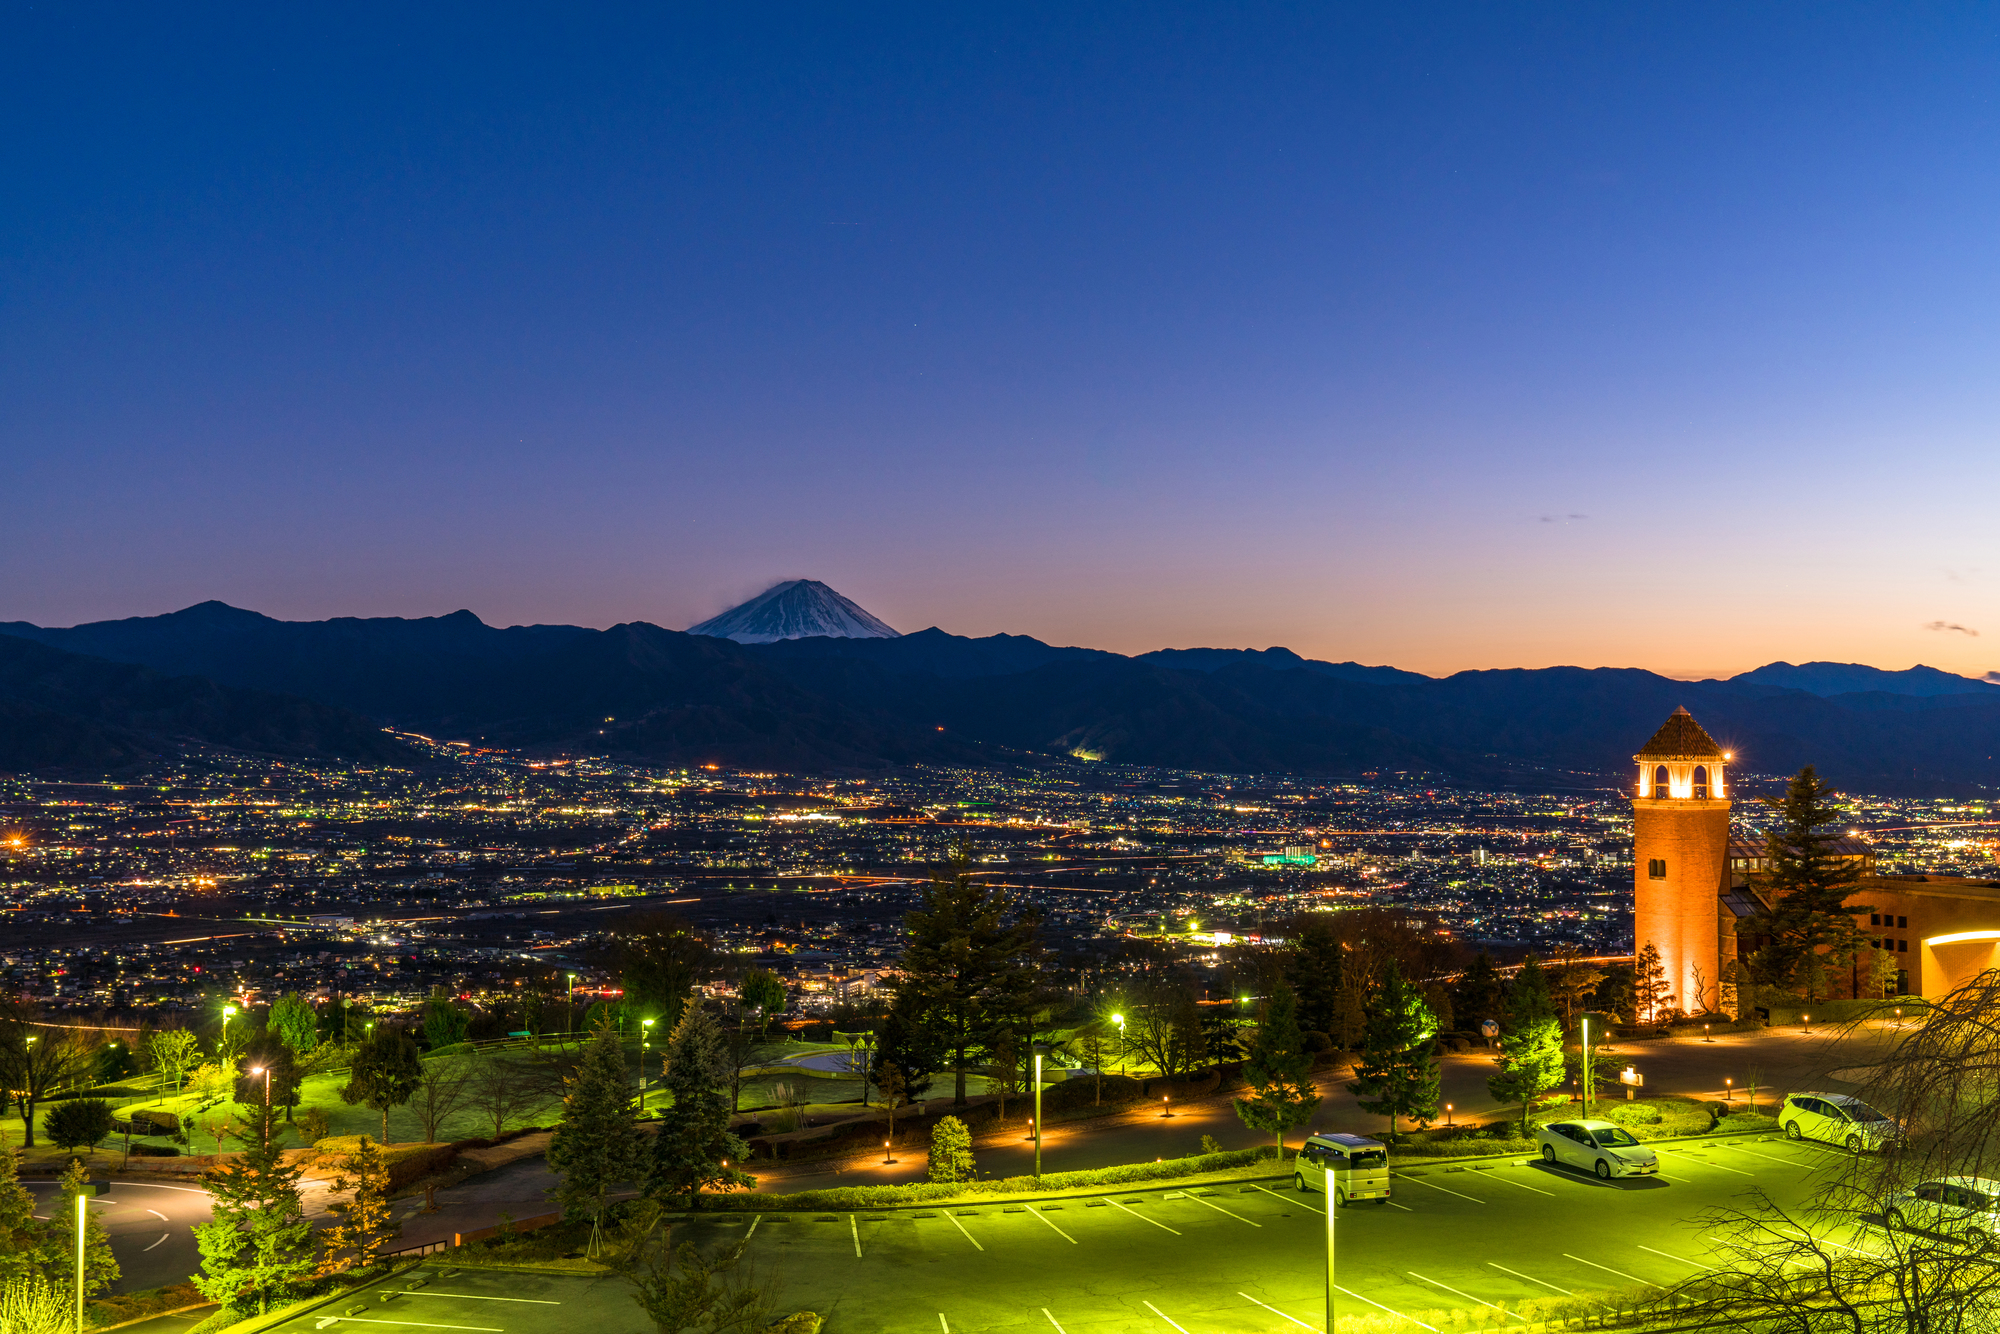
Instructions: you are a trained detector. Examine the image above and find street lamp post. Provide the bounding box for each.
[1111,1013,1125,1075]
[221,1004,237,1056]
[1324,1163,1336,1334]
[75,1192,87,1334]
[250,1066,272,1143]
[568,975,578,1033]
[1580,1016,1592,1115]
[640,1018,655,1110]
[1033,1052,1043,1181]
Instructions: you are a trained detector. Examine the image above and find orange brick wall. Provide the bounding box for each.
[1633,798,1731,1015]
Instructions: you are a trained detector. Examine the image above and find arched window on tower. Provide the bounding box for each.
[1655,765,1671,798]
[1692,765,1709,800]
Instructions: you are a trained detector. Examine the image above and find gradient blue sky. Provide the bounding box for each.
[6,4,1999,679]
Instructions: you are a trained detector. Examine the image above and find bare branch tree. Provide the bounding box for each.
[410,1053,476,1144]
[470,1051,549,1140]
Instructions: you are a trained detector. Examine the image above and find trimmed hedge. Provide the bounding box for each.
[711,1146,1279,1211]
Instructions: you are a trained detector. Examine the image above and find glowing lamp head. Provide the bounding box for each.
[250,1066,265,1075]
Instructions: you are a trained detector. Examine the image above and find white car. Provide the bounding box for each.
[1779,1092,1904,1153]
[1882,1176,2000,1248]
[1535,1119,1660,1180]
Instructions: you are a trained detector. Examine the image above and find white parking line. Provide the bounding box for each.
[938,1317,949,1333]
[1485,1174,1555,1198]
[397,1294,561,1304]
[1562,1254,1664,1289]
[1177,1194,1261,1227]
[1637,1245,1713,1271]
[1106,1198,1181,1234]
[1334,1284,1439,1332]
[1026,1207,1077,1244]
[1488,1262,1569,1294]
[747,1215,761,1240]
[1779,1227,1879,1257]
[1142,1299,1191,1332]
[1658,1152,1753,1177]
[1043,1308,1067,1332]
[1408,1272,1527,1321]
[1395,1175,1485,1204]
[1238,1292,1321,1331]
[1387,1201,1415,1211]
[944,1212,984,1252]
[1252,1182,1323,1213]
[321,1322,501,1332]
[1717,1145,1812,1168]
[850,1214,861,1258]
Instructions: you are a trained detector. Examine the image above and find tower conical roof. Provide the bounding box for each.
[1635,706,1725,759]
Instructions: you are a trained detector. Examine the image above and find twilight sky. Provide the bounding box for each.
[5,4,2000,680]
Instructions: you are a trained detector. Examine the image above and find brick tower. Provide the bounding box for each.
[1632,707,1731,1016]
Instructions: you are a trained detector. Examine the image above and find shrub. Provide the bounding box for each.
[928,1117,974,1184]
[46,1098,115,1153]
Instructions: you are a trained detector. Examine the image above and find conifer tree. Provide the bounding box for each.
[1232,982,1322,1161]
[896,848,1043,1105]
[1286,914,1344,1039]
[1745,766,1871,1002]
[927,1116,975,1183]
[0,1129,45,1288]
[547,1024,646,1233]
[645,1006,753,1208]
[339,1026,421,1142]
[320,1136,397,1275]
[870,992,942,1105]
[40,1157,120,1299]
[1346,960,1439,1142]
[1632,943,1673,1023]
[1451,951,1506,1036]
[1488,957,1565,1132]
[194,1124,315,1315]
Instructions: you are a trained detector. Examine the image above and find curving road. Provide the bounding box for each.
[25,1177,211,1294]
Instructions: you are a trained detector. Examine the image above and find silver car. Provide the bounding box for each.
[1535,1119,1660,1180]
[1882,1176,2000,1248]
[1780,1092,1904,1153]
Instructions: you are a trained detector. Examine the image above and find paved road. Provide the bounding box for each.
[24,1177,211,1294]
[673,1132,1875,1333]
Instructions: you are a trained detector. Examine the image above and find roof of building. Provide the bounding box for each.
[1635,706,1726,760]
[1728,836,1875,861]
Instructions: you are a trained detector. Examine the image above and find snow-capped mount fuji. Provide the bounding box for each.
[686,580,900,644]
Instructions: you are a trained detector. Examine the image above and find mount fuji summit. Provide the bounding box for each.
[686,580,901,644]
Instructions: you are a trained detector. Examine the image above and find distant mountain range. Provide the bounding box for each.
[2,590,1997,793]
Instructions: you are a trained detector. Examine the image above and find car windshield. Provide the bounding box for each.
[1592,1128,1640,1147]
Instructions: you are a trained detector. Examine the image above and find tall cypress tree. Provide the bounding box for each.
[1745,766,1871,1002]
[194,1126,315,1315]
[896,848,1042,1105]
[547,1024,645,1231]
[870,991,944,1105]
[1346,960,1439,1143]
[1233,982,1322,1160]
[1287,914,1343,1039]
[42,1158,120,1299]
[645,1006,754,1208]
[1488,957,1565,1132]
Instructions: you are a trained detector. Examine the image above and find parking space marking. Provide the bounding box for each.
[398,1294,559,1305]
[1562,1254,1664,1289]
[1387,1201,1415,1211]
[1106,1198,1181,1234]
[1395,1176,1485,1204]
[1488,1262,1569,1294]
[1238,1292,1321,1332]
[1656,1152,1753,1177]
[320,1321,501,1332]
[850,1214,861,1258]
[1409,1271,1527,1321]
[1334,1284,1438,1332]
[1141,1299,1191,1332]
[1637,1245,1713,1271]
[943,1212,984,1251]
[1178,1193,1261,1227]
[1043,1308,1067,1332]
[1779,1227,1879,1258]
[747,1215,761,1240]
[1026,1207,1078,1244]
[1485,1174,1555,1198]
[1252,1183,1323,1213]
[1716,1145,1811,1168]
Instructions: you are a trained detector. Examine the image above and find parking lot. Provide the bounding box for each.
[260,1133,1882,1334]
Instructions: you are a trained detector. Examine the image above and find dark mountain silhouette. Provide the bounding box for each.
[4,603,1997,792]
[0,634,415,772]
[1718,660,1998,698]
